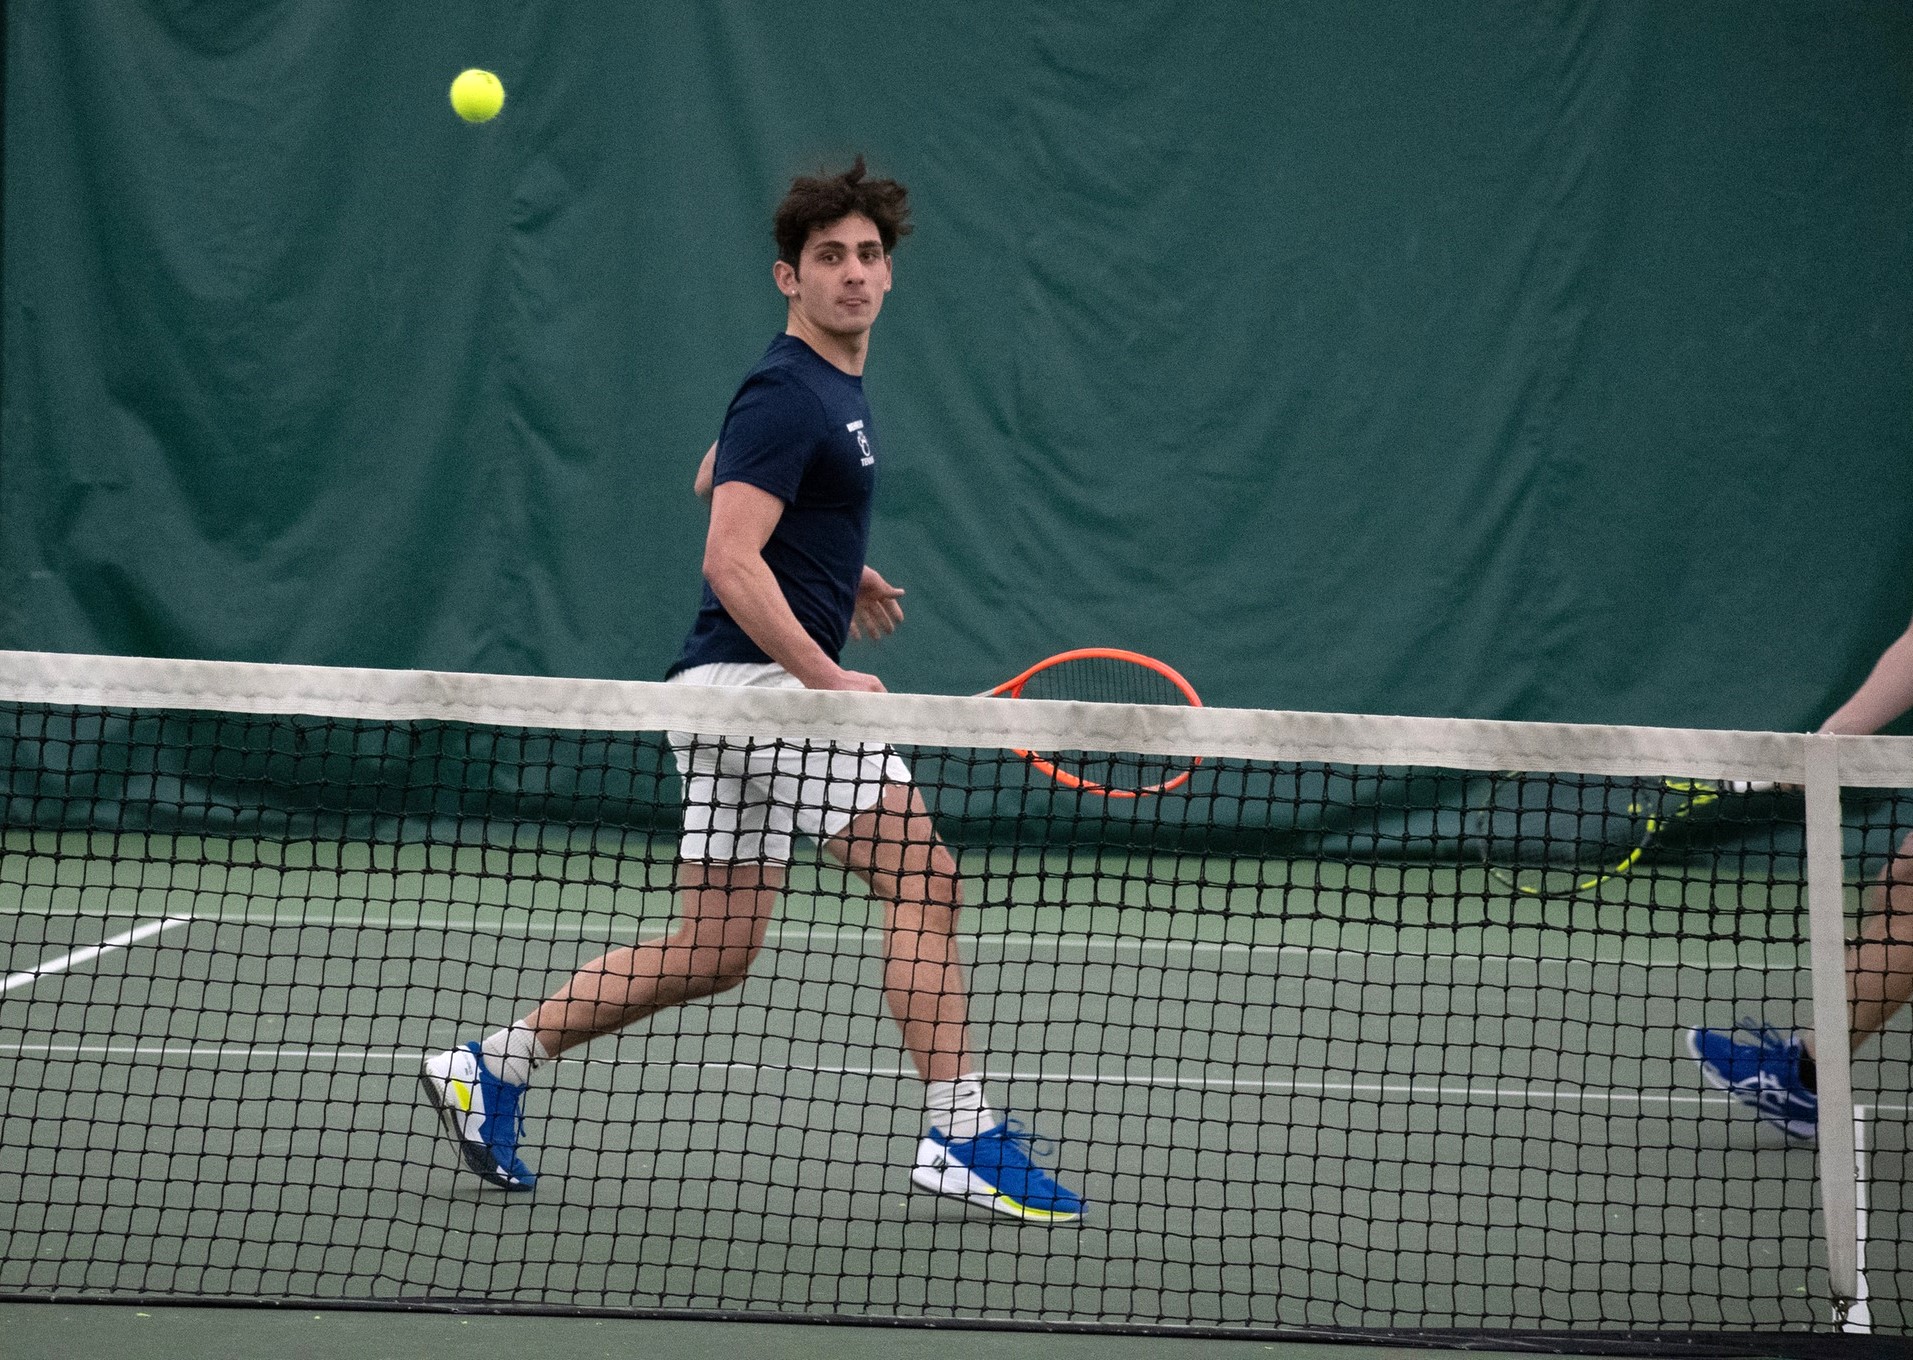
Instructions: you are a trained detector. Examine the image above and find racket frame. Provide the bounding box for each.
[985,647,1203,798]
[1475,774,1722,898]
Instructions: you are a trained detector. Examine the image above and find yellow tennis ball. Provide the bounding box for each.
[450,69,505,123]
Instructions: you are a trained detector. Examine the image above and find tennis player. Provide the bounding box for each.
[1688,610,1913,1138]
[421,158,1083,1222]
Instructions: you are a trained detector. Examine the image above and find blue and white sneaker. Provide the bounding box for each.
[1686,1021,1818,1141]
[420,1042,538,1189]
[911,1120,1084,1223]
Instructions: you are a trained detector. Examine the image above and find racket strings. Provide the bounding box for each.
[1469,772,1732,897]
[1007,654,1199,796]
[1012,656,1189,706]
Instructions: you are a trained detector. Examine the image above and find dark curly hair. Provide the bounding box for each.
[773,156,912,271]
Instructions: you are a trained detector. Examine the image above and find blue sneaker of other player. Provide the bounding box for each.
[911,1120,1084,1223]
[1686,1021,1818,1141]
[420,1041,538,1189]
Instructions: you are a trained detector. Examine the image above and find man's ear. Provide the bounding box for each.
[773,259,799,297]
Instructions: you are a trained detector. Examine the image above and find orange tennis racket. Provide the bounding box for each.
[983,648,1203,798]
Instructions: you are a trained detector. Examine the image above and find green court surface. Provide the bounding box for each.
[1,832,1904,1338]
[0,1302,1727,1360]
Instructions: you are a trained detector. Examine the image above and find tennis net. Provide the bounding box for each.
[1,648,1909,1340]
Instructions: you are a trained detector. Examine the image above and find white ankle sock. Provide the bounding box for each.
[925,1073,997,1142]
[480,1023,549,1087]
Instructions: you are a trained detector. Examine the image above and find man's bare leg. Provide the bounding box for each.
[524,861,787,1058]
[1841,833,1913,1052]
[826,781,1084,1220]
[419,860,787,1190]
[824,782,974,1083]
[1692,832,1913,1147]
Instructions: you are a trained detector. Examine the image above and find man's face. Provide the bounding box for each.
[775,213,892,337]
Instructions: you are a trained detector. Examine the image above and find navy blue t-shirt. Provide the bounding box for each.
[668,334,879,676]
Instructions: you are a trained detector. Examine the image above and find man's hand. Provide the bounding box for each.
[814,666,886,693]
[693,441,717,502]
[849,567,906,641]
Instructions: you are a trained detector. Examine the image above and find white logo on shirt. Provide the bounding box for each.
[847,419,874,466]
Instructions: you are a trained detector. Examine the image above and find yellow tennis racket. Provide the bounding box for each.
[1466,772,1738,897]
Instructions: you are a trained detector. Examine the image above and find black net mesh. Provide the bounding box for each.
[0,685,1907,1336]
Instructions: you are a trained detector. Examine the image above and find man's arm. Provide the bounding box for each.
[703,481,882,692]
[1821,611,1913,736]
[707,439,905,644]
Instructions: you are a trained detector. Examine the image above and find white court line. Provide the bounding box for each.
[0,909,1804,970]
[0,915,192,995]
[2,1039,1901,1116]
[650,1062,1737,1106]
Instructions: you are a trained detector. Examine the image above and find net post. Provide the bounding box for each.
[1803,735,1859,1313]
[1846,1104,1874,1334]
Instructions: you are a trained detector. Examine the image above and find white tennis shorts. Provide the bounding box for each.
[667,661,914,863]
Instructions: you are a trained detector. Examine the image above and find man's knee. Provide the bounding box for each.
[669,934,763,997]
[707,948,761,994]
[899,842,964,901]
[889,892,964,944]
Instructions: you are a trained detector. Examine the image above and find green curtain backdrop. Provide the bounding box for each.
[4,1,1910,727]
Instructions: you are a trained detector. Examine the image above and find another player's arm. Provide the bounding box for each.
[703,481,882,692]
[1820,610,1913,736]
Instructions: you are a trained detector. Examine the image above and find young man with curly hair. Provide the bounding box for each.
[423,158,1083,1224]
